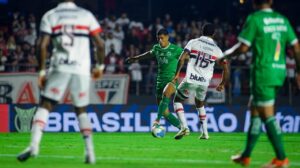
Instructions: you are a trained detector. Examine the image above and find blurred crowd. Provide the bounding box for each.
[0,11,299,95]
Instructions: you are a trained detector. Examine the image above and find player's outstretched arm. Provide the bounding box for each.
[172,50,189,83]
[91,34,105,80]
[222,42,249,61]
[293,42,300,88]
[216,61,229,92]
[125,51,153,63]
[37,34,51,89]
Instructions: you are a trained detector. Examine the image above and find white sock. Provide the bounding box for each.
[196,107,208,135]
[78,113,94,155]
[174,102,188,129]
[30,107,49,154]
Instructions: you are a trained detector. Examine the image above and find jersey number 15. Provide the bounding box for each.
[194,53,211,68]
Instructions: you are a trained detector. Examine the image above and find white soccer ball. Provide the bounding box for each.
[151,124,166,138]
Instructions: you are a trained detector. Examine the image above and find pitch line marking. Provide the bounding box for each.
[4,145,300,156]
[1,154,300,166]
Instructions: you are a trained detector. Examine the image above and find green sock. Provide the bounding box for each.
[165,113,181,129]
[242,116,262,157]
[156,97,170,121]
[264,116,286,160]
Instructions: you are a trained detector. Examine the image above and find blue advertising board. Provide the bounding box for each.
[8,104,300,133]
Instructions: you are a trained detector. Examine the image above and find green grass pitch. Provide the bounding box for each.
[0,133,300,168]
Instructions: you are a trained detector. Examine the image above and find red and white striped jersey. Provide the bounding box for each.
[184,36,223,86]
[40,2,102,75]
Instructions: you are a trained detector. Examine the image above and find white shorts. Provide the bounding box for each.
[175,79,208,101]
[41,71,90,107]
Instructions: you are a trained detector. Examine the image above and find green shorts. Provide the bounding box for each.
[250,82,280,107]
[156,81,178,99]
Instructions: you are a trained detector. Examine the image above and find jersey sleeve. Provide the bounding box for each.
[89,13,102,36]
[286,19,298,46]
[238,15,257,47]
[184,40,194,53]
[40,13,52,35]
[150,45,156,55]
[217,48,227,64]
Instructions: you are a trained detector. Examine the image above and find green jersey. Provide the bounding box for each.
[150,43,183,85]
[238,9,298,85]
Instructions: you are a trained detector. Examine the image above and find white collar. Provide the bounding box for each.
[200,36,214,42]
[58,2,77,8]
[159,42,170,49]
[261,8,273,12]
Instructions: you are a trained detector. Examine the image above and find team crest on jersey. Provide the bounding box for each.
[184,89,189,95]
[166,52,171,57]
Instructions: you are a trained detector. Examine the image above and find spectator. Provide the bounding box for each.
[113,24,124,50]
[128,20,144,30]
[28,13,37,31]
[6,45,23,72]
[128,60,142,95]
[7,35,17,53]
[105,31,121,55]
[0,31,8,57]
[0,48,7,71]
[148,17,163,35]
[105,15,117,30]
[284,49,298,95]
[116,13,130,28]
[25,47,38,72]
[105,46,120,74]
[24,28,37,46]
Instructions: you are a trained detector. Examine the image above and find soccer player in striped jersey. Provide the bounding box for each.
[171,23,229,140]
[17,0,105,164]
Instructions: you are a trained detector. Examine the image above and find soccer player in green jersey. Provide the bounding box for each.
[126,28,183,130]
[222,0,300,167]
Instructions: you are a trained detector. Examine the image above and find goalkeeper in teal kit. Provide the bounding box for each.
[222,0,300,167]
[127,28,183,130]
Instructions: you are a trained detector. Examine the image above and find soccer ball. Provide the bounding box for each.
[151,124,166,138]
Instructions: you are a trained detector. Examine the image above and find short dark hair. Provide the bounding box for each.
[157,28,169,36]
[202,23,215,36]
[253,0,272,5]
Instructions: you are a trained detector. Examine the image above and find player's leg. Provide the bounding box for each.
[194,98,209,140]
[256,86,288,168]
[194,85,209,140]
[173,81,191,140]
[157,82,181,129]
[74,106,95,164]
[17,71,69,162]
[70,74,95,164]
[231,103,260,166]
[153,97,162,126]
[17,97,57,162]
[154,84,163,124]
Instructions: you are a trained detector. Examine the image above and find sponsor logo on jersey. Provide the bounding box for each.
[263,17,284,25]
[190,73,206,82]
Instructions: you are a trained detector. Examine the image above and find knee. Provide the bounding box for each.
[75,106,87,116]
[162,110,169,117]
[173,96,182,103]
[40,97,56,111]
[162,91,172,98]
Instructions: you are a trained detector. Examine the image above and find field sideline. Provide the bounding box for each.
[0,133,300,168]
